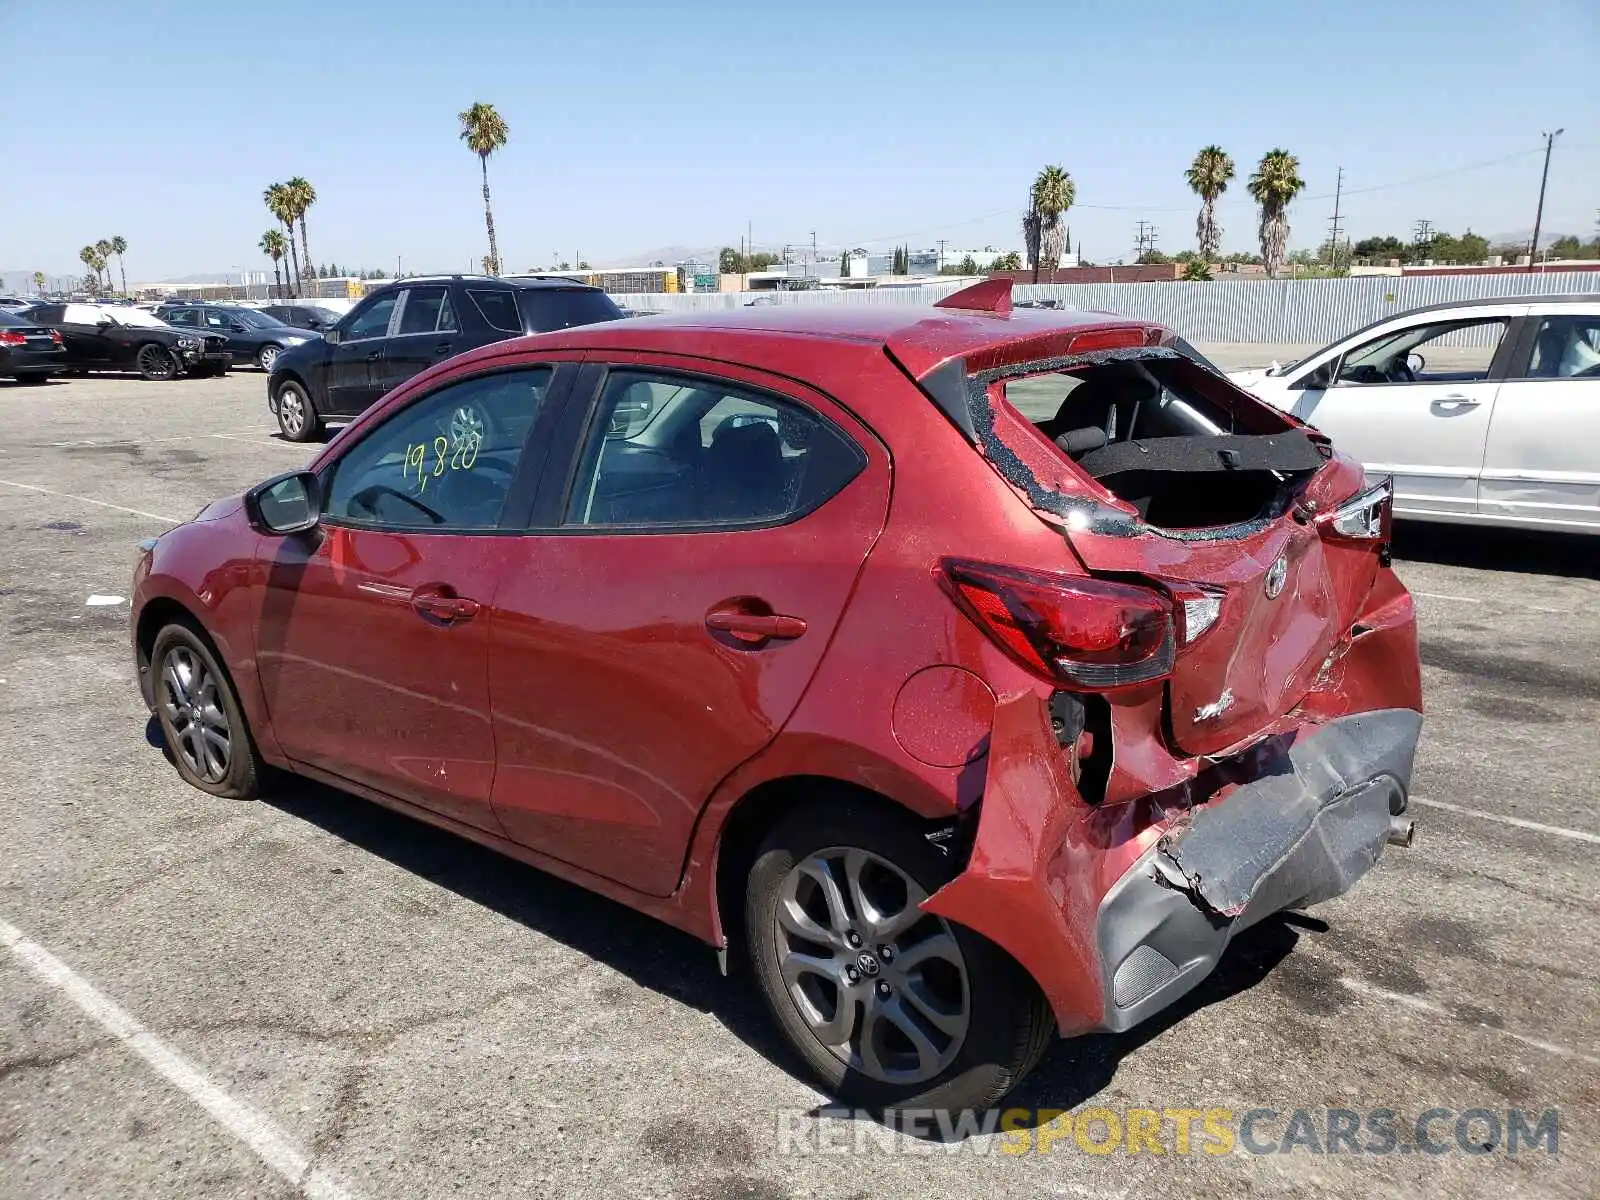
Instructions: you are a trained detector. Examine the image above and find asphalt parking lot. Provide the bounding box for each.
[1,362,1596,1200]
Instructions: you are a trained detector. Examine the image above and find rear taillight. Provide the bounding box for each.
[0,331,25,346]
[1319,477,1393,542]
[49,330,64,344]
[939,559,1176,690]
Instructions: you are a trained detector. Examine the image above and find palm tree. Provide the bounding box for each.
[286,176,316,290]
[1186,146,1235,263]
[31,271,45,295]
[260,230,288,299]
[1248,149,1306,279]
[1023,165,1075,282]
[108,235,129,295]
[459,102,509,274]
[78,246,97,290]
[94,239,114,290]
[264,183,301,296]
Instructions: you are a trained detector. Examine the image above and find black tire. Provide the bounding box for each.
[149,622,261,800]
[255,343,282,372]
[745,796,1053,1114]
[136,343,178,382]
[274,379,321,442]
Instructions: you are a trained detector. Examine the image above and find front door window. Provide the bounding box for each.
[1336,318,1508,386]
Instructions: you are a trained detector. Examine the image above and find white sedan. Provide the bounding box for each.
[1230,296,1600,533]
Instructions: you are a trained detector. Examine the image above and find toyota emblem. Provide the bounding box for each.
[1264,555,1288,599]
[856,952,881,978]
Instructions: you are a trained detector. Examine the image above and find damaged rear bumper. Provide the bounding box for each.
[923,693,1421,1036]
[1099,707,1420,1030]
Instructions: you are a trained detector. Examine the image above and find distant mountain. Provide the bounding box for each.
[599,245,723,269]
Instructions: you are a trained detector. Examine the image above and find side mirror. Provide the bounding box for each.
[324,328,342,345]
[97,314,113,327]
[245,470,322,535]
[1405,351,1426,375]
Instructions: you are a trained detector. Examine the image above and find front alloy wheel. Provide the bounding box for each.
[159,645,231,783]
[136,344,177,381]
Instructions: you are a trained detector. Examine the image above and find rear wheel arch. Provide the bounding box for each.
[711,775,963,968]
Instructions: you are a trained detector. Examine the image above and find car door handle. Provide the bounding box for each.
[433,341,455,355]
[705,606,807,644]
[366,349,382,361]
[410,588,481,624]
[1432,394,1480,410]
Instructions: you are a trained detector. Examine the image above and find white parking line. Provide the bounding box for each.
[0,917,359,1200]
[0,478,181,524]
[1339,977,1600,1067]
[211,434,299,449]
[1409,796,1600,845]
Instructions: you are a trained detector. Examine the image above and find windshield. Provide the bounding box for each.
[226,308,285,328]
[111,308,174,329]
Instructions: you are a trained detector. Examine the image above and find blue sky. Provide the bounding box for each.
[3,0,1596,281]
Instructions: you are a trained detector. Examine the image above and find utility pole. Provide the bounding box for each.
[1326,166,1345,265]
[1134,220,1159,261]
[1412,219,1435,261]
[937,239,947,271]
[1527,128,1564,272]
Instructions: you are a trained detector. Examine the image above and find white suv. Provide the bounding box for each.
[1231,295,1600,534]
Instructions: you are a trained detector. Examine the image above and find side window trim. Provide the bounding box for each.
[316,361,577,534]
[1331,316,1511,388]
[543,362,868,536]
[343,292,400,342]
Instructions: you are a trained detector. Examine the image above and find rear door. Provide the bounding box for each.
[379,285,459,394]
[485,356,890,896]
[1478,311,1600,530]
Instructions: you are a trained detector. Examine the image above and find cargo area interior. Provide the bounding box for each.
[1002,357,1327,529]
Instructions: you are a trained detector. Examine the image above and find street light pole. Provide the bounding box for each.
[1527,128,1564,272]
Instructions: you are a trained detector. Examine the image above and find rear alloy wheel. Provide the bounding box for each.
[746,800,1054,1113]
[136,344,178,381]
[256,343,281,372]
[275,380,321,442]
[150,623,260,799]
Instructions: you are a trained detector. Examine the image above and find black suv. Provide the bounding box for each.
[265,275,623,440]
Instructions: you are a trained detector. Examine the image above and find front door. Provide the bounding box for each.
[255,363,566,830]
[1288,315,1514,519]
[59,305,117,366]
[487,359,891,896]
[325,292,399,415]
[1479,313,1600,530]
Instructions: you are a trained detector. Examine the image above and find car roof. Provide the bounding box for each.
[366,273,603,293]
[527,301,1161,377]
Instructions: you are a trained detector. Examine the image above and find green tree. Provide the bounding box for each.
[1248,149,1305,278]
[718,247,741,273]
[31,271,45,294]
[990,250,1023,271]
[1024,165,1075,281]
[265,183,301,295]
[459,102,509,274]
[1182,258,1214,281]
[94,239,113,290]
[286,177,316,287]
[78,245,101,294]
[1353,235,1409,265]
[260,230,288,299]
[109,235,128,295]
[1136,249,1170,265]
[1185,146,1235,262]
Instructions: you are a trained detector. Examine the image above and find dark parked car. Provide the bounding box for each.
[158,304,317,373]
[0,310,68,382]
[265,274,622,440]
[19,303,229,380]
[132,280,1421,1112]
[257,303,344,333]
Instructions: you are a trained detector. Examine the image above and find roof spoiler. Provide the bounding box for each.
[933,277,1013,315]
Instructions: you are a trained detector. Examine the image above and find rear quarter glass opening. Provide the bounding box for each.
[990,351,1327,532]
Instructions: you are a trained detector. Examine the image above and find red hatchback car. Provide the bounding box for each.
[133,281,1423,1112]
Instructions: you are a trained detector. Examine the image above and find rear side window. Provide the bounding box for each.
[516,288,623,332]
[564,370,865,529]
[398,286,449,335]
[468,289,521,334]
